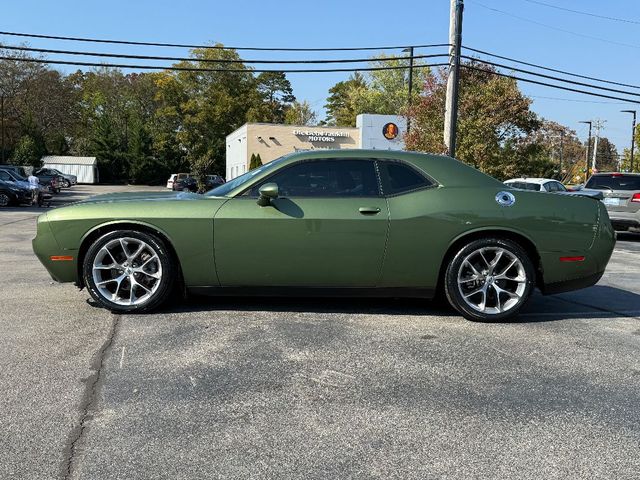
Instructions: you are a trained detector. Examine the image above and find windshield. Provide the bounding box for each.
[586,174,640,191]
[206,155,291,197]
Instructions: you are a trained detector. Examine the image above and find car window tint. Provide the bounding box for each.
[0,171,11,181]
[554,182,567,192]
[252,159,379,197]
[379,161,432,195]
[545,182,557,192]
[507,182,541,191]
[585,174,640,191]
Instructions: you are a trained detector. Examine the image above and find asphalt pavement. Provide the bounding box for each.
[1,185,639,479]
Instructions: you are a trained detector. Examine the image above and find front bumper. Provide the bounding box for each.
[32,215,78,283]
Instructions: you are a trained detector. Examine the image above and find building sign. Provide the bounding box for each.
[382,122,399,140]
[293,130,351,142]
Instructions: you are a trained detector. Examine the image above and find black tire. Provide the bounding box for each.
[62,180,71,188]
[83,230,176,313]
[444,238,535,322]
[0,191,10,207]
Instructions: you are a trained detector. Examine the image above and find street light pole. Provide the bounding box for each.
[621,110,636,172]
[579,120,592,181]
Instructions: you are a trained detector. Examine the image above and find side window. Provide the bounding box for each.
[378,161,432,195]
[0,171,11,181]
[543,182,554,192]
[250,159,379,197]
[554,182,567,192]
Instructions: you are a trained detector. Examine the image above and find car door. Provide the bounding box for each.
[375,160,441,289]
[213,158,389,287]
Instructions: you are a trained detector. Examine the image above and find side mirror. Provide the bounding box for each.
[257,182,279,206]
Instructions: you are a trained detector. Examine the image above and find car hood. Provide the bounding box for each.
[74,190,212,205]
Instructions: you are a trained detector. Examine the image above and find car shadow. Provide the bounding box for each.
[147,284,640,323]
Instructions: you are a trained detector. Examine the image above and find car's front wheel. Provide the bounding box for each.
[83,230,176,313]
[444,238,535,322]
[62,179,71,188]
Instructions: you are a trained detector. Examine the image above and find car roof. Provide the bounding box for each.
[505,178,557,185]
[224,149,503,197]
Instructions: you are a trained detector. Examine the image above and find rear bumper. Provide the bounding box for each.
[608,211,640,231]
[541,271,604,295]
[540,204,615,294]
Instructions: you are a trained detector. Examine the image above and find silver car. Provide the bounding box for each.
[585,173,640,232]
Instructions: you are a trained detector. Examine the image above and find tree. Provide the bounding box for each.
[594,137,618,172]
[250,71,295,123]
[406,62,540,179]
[284,100,317,126]
[324,57,430,126]
[325,73,367,126]
[249,153,263,170]
[11,135,42,169]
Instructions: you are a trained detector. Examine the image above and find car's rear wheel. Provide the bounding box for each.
[83,230,175,313]
[0,192,10,207]
[444,238,535,322]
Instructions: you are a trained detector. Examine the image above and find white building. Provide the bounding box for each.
[42,156,99,184]
[225,114,407,180]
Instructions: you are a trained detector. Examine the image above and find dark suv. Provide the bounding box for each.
[585,172,640,232]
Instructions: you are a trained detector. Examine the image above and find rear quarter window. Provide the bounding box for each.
[378,161,433,195]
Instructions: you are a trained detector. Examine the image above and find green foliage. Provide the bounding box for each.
[284,100,317,126]
[249,153,263,170]
[324,57,429,126]
[11,135,43,169]
[406,62,554,180]
[249,72,296,123]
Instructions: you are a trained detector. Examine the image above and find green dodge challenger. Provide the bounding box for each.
[32,149,615,321]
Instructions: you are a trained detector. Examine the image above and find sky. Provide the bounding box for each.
[2,0,640,153]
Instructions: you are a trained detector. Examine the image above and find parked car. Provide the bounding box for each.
[34,168,66,193]
[0,179,33,206]
[504,178,603,199]
[32,150,615,322]
[172,175,225,192]
[0,168,51,206]
[36,168,77,188]
[32,170,63,193]
[166,174,177,189]
[0,164,28,178]
[584,172,640,232]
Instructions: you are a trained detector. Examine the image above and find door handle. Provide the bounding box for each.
[359,207,381,215]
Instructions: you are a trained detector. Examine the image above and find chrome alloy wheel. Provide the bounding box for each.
[457,247,527,314]
[91,237,162,306]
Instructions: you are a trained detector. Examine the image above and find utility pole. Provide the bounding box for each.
[444,0,464,157]
[403,46,415,132]
[1,95,4,164]
[591,119,605,173]
[559,130,565,178]
[621,110,636,172]
[579,120,592,181]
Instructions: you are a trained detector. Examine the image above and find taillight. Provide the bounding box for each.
[631,193,640,203]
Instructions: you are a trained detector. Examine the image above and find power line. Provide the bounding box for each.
[461,56,640,98]
[0,44,447,65]
[520,0,640,25]
[469,0,640,50]
[529,95,631,105]
[462,64,640,104]
[0,30,450,52]
[463,46,640,90]
[0,55,447,74]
